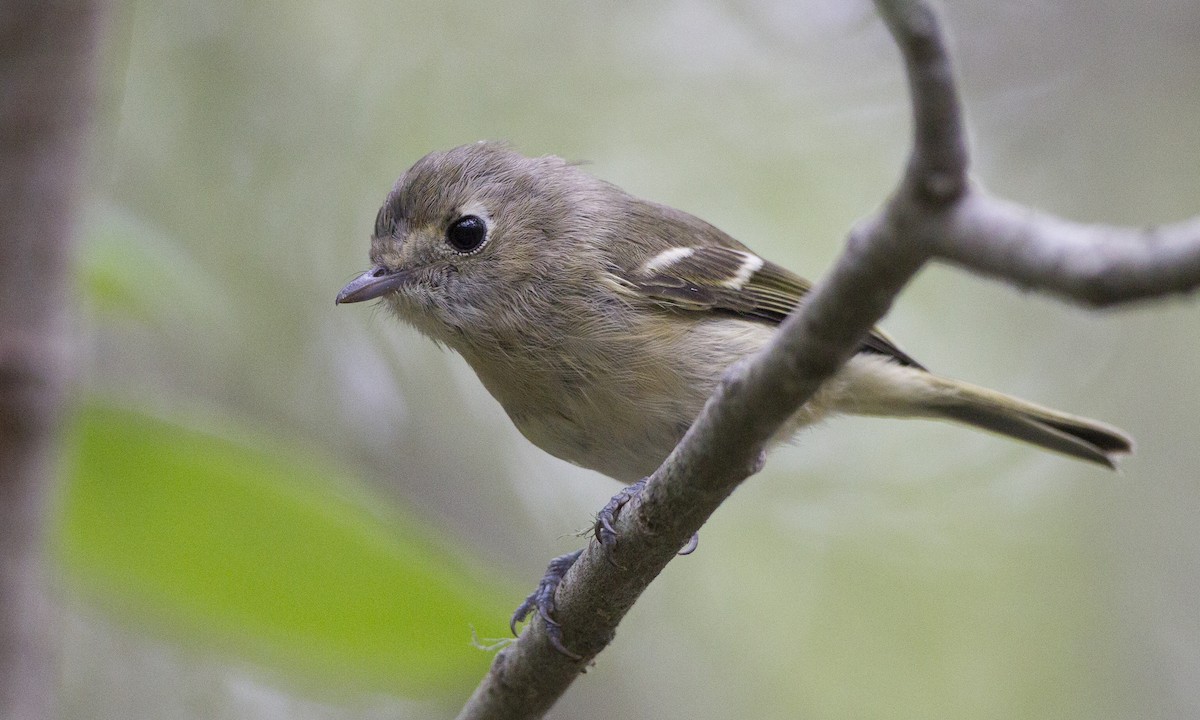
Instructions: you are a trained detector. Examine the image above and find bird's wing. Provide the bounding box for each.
[607,244,925,370]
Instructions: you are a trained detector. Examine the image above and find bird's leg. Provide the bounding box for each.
[593,477,648,551]
[510,548,584,660]
[510,478,698,660]
[594,477,698,559]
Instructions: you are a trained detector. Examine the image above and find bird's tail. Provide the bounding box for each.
[919,375,1133,468]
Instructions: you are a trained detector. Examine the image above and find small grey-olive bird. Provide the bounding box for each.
[337,141,1132,483]
[337,141,1133,655]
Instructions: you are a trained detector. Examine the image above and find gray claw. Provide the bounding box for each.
[510,548,584,660]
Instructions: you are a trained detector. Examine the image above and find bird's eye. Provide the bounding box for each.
[445,215,488,254]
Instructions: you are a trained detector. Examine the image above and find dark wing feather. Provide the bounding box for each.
[615,245,925,370]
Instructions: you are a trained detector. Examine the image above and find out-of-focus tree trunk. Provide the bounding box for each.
[0,2,103,718]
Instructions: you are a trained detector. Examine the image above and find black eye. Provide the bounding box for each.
[445,215,488,254]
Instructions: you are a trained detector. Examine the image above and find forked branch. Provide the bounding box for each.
[455,2,1200,718]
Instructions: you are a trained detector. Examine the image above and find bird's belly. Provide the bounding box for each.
[507,395,691,484]
[466,317,789,483]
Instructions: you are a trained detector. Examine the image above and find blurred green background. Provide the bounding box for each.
[59,1,1200,718]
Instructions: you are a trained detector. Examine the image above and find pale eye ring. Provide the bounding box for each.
[445,215,488,254]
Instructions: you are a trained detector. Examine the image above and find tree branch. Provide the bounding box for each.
[0,2,103,718]
[455,1,1200,718]
[940,194,1200,306]
[875,0,968,201]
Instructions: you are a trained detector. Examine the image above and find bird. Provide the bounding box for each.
[337,141,1131,481]
[336,141,1133,655]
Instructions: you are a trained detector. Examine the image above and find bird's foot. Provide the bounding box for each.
[593,477,698,559]
[593,478,648,553]
[510,478,698,660]
[510,548,584,660]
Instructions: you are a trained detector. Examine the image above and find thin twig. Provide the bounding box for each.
[939,194,1200,306]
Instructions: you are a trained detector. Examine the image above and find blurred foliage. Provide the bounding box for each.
[55,402,512,697]
[60,0,1200,718]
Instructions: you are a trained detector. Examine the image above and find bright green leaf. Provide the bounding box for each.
[54,402,513,698]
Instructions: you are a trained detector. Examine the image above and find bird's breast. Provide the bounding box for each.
[458,316,780,483]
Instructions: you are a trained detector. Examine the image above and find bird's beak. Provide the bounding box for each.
[335,266,407,304]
